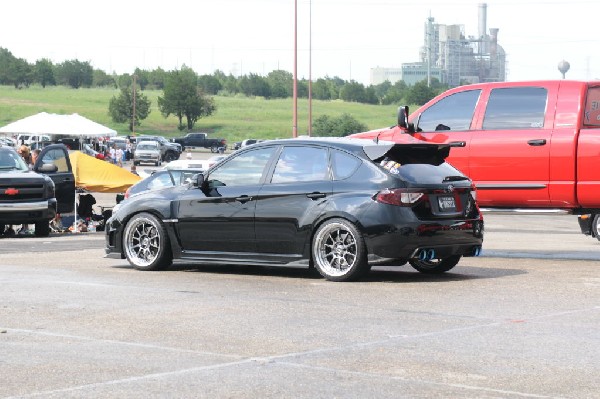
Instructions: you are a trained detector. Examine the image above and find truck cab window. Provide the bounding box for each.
[417,90,481,132]
[483,87,547,129]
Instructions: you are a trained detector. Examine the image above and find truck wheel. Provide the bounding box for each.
[312,218,369,281]
[123,212,172,271]
[164,152,176,162]
[409,255,461,274]
[210,145,218,153]
[592,215,600,241]
[34,220,51,237]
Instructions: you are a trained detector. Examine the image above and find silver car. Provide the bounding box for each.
[133,141,161,166]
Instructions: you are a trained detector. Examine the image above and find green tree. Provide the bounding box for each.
[148,67,167,90]
[312,78,331,100]
[92,69,115,87]
[35,59,56,88]
[198,74,222,95]
[55,60,93,89]
[158,66,216,131]
[340,80,366,103]
[8,57,34,88]
[312,113,367,137]
[406,80,437,105]
[266,70,292,98]
[108,86,151,132]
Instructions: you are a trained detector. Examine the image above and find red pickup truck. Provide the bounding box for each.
[351,80,600,238]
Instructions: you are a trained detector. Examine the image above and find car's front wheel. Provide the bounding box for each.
[123,212,172,271]
[312,218,368,282]
[409,255,461,274]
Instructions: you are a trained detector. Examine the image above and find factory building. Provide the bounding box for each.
[370,3,506,87]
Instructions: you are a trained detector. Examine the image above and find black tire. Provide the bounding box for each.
[133,161,139,166]
[122,212,173,271]
[0,223,5,234]
[409,255,461,274]
[210,145,218,153]
[312,218,369,282]
[34,220,50,237]
[164,152,176,162]
[592,214,600,241]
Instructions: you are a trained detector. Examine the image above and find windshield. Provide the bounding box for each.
[0,150,29,171]
[137,144,157,150]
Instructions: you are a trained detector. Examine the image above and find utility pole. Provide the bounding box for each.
[292,0,298,138]
[426,15,433,87]
[132,74,137,137]
[308,0,312,136]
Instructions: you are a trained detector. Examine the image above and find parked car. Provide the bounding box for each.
[125,169,203,199]
[133,141,161,166]
[132,135,182,162]
[16,134,51,146]
[106,137,483,281]
[0,137,15,147]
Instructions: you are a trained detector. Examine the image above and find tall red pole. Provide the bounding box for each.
[308,0,312,136]
[292,0,298,138]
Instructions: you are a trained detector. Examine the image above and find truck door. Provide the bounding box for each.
[468,85,554,207]
[407,89,481,176]
[35,144,75,213]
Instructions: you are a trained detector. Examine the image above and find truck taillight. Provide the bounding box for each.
[376,188,425,206]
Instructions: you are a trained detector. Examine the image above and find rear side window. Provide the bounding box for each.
[271,146,329,183]
[417,90,481,132]
[483,87,547,129]
[584,86,600,127]
[331,149,361,180]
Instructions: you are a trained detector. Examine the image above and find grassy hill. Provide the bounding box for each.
[0,85,400,143]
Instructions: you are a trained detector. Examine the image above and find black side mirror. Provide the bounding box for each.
[192,173,205,188]
[397,105,409,128]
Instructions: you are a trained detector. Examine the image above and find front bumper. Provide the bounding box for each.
[0,199,56,224]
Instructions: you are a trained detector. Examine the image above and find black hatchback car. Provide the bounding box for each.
[105,137,483,281]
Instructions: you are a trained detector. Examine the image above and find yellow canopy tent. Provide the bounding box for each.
[69,151,141,193]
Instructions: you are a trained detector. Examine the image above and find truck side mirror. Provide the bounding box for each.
[397,105,409,128]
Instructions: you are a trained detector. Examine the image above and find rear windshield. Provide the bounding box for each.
[380,160,466,184]
[584,86,600,127]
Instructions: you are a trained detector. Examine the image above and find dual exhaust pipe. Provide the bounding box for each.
[414,246,482,261]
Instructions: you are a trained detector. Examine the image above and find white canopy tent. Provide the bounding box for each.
[0,112,117,137]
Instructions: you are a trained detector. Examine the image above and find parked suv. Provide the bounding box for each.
[133,135,182,162]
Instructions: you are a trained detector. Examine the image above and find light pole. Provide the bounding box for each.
[292,0,298,138]
[132,74,137,137]
[308,0,312,136]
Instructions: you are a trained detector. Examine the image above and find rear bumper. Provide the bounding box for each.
[366,218,484,260]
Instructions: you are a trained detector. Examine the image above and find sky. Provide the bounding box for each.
[1,0,598,85]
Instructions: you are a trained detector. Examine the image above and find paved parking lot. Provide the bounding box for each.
[1,212,599,398]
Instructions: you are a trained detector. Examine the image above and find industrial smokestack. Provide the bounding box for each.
[478,3,487,39]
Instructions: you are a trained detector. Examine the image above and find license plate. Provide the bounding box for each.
[438,196,456,211]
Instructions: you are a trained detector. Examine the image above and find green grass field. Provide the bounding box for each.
[0,85,400,143]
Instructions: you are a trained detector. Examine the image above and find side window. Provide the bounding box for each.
[271,146,329,183]
[41,148,70,173]
[483,87,547,129]
[417,90,481,132]
[147,173,174,190]
[209,147,275,187]
[331,149,361,180]
[583,86,600,127]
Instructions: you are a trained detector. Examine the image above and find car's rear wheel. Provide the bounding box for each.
[210,145,219,153]
[123,212,172,271]
[34,220,50,237]
[312,218,368,282]
[409,255,461,274]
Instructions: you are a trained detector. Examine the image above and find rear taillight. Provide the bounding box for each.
[376,188,426,206]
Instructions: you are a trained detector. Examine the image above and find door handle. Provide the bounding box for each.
[235,195,252,203]
[307,192,326,200]
[527,139,546,146]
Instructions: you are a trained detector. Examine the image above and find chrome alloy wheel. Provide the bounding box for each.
[123,215,163,268]
[314,221,359,278]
